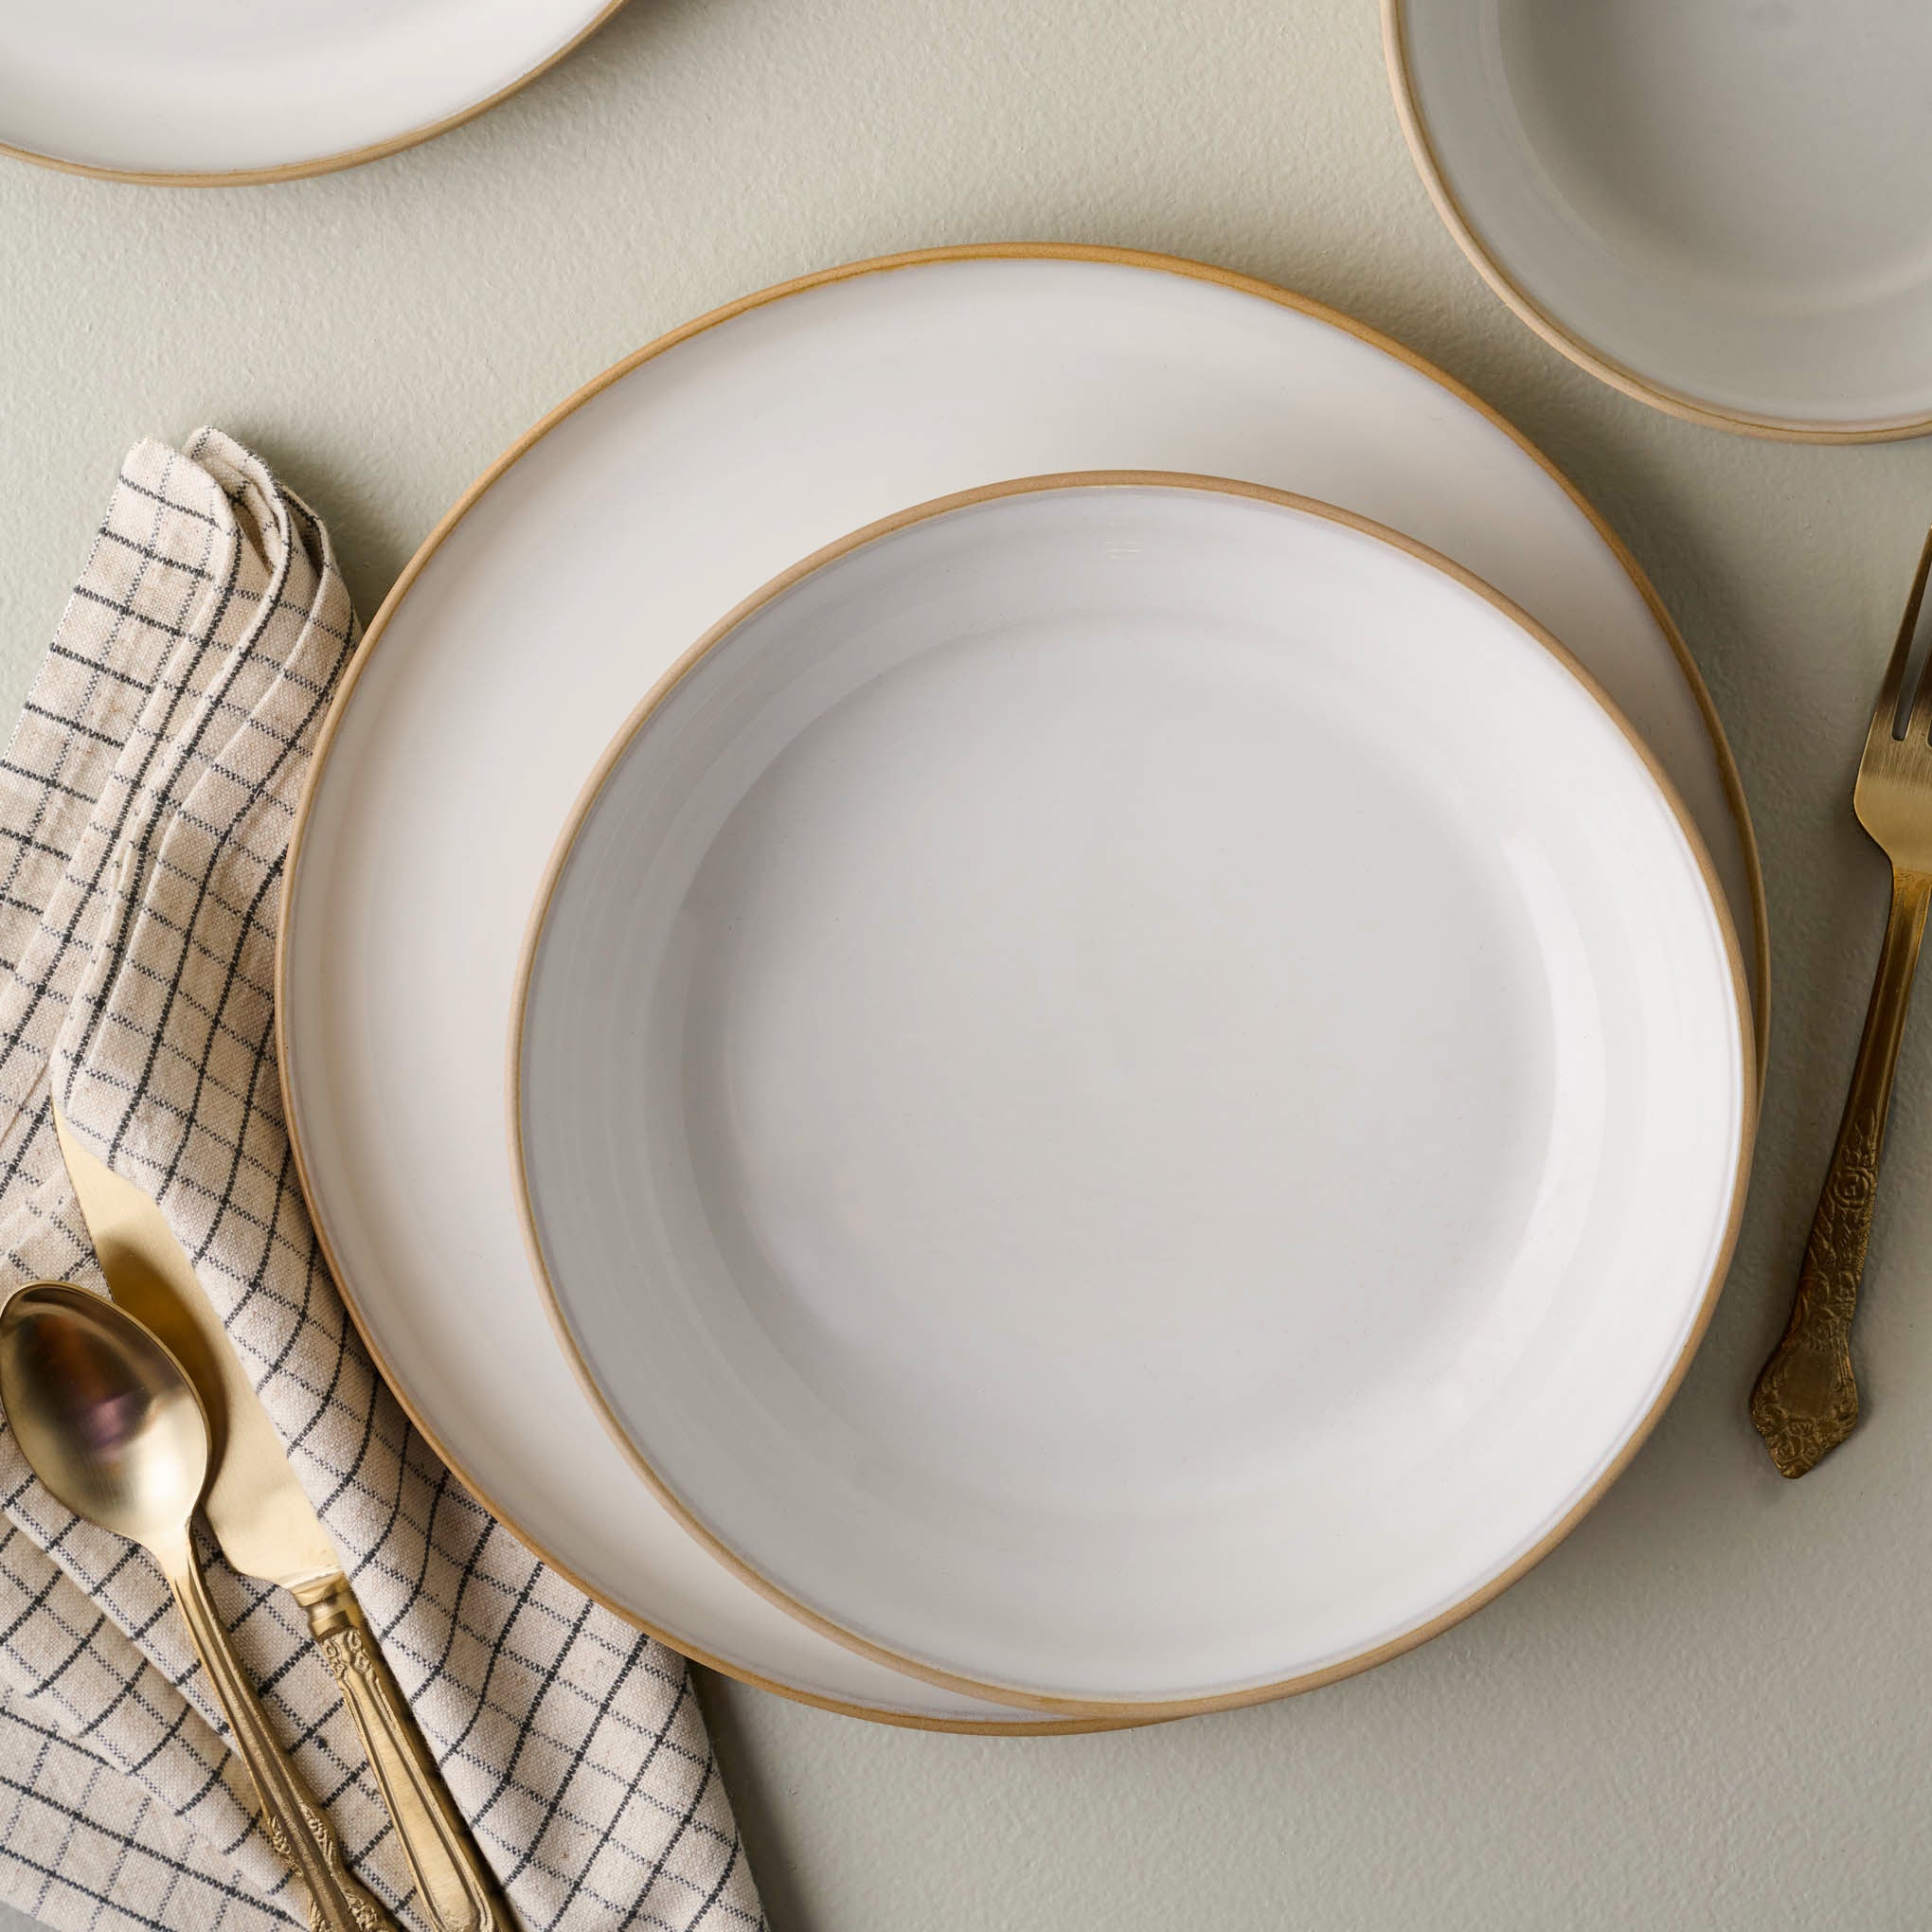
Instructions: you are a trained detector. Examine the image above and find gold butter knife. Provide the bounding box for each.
[53,1103,509,1932]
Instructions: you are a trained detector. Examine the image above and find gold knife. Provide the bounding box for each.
[53,1102,509,1932]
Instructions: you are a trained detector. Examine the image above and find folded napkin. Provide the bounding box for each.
[0,432,765,1932]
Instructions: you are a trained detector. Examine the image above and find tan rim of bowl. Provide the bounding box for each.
[1381,0,1932,445]
[0,0,628,188]
[277,242,1772,1733]
[508,469,1761,1724]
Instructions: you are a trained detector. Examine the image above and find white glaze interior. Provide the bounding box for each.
[1399,0,1932,431]
[281,253,1764,1724]
[521,481,1749,1707]
[0,0,607,175]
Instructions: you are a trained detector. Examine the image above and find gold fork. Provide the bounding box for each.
[1752,530,1932,1477]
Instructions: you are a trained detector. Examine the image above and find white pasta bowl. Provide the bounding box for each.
[1387,0,1932,439]
[512,474,1754,1717]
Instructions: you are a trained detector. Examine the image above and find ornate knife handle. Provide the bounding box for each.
[164,1542,396,1932]
[297,1576,508,1932]
[1751,867,1932,1477]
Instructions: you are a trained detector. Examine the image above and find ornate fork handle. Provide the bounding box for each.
[297,1576,509,1932]
[1752,867,1932,1476]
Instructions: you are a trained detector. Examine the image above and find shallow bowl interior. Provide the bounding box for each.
[519,475,1751,1710]
[1393,0,1932,437]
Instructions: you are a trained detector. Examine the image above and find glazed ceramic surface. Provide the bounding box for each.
[0,0,617,181]
[517,475,1753,1711]
[279,247,1765,1727]
[1389,0,1932,438]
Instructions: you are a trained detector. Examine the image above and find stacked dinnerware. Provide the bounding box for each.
[278,247,1763,1729]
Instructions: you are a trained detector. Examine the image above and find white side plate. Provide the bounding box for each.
[517,475,1753,1714]
[280,247,1766,1728]
[0,0,617,182]
[1388,0,1932,439]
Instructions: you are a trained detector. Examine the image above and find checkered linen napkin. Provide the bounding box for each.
[0,432,765,1932]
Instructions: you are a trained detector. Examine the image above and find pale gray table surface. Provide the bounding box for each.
[6,1,1932,1927]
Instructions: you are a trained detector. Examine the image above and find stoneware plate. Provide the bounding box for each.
[1386,0,1932,440]
[514,473,1755,1718]
[0,0,622,185]
[278,245,1768,1731]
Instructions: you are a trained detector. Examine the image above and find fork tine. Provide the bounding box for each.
[1883,528,1932,746]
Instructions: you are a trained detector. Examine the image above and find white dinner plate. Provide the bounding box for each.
[513,474,1754,1715]
[280,245,1768,1731]
[1386,0,1932,441]
[0,0,621,185]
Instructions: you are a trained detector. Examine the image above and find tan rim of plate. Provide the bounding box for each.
[0,0,628,188]
[509,469,1762,1724]
[1381,0,1932,444]
[277,242,1773,1734]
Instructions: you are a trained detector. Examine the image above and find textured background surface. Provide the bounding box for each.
[6,0,1932,1926]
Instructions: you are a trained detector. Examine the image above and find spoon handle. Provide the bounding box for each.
[165,1543,399,1932]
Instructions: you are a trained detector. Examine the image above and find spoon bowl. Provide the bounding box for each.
[0,1279,395,1930]
[0,1281,209,1549]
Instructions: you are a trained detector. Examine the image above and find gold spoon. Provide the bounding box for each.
[0,1282,396,1932]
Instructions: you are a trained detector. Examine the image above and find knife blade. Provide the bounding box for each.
[52,1106,342,1592]
[53,1101,509,1932]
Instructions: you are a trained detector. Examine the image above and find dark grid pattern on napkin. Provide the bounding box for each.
[0,433,764,1932]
